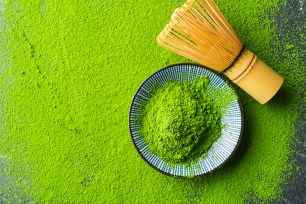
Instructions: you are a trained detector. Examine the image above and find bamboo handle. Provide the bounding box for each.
[224,49,284,104]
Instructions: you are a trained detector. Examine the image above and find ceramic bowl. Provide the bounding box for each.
[129,63,243,177]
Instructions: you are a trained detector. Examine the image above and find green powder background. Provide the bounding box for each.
[0,0,305,203]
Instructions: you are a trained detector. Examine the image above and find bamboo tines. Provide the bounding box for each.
[157,0,243,72]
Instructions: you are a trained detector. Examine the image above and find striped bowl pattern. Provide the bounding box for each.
[129,64,243,177]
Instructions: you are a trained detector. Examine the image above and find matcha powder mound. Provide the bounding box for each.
[141,76,229,164]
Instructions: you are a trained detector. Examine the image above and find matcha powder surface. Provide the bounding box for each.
[0,0,305,203]
[141,76,227,164]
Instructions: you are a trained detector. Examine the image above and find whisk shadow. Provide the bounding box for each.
[269,86,294,108]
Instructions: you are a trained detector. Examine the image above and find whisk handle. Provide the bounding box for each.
[224,49,284,104]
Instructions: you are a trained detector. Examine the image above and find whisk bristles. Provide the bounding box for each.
[157,0,243,72]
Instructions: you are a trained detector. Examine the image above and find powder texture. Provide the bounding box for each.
[0,0,304,203]
[141,76,224,164]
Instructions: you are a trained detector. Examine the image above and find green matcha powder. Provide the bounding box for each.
[0,0,304,203]
[141,76,233,164]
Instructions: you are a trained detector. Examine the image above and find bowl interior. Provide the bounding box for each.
[129,64,243,177]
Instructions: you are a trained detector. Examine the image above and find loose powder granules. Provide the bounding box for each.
[141,76,228,164]
[0,0,304,203]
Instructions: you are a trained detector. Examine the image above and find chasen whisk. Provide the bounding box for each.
[157,0,284,104]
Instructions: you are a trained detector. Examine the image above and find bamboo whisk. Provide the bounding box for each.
[157,0,284,104]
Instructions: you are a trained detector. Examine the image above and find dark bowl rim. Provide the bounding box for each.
[128,63,244,178]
